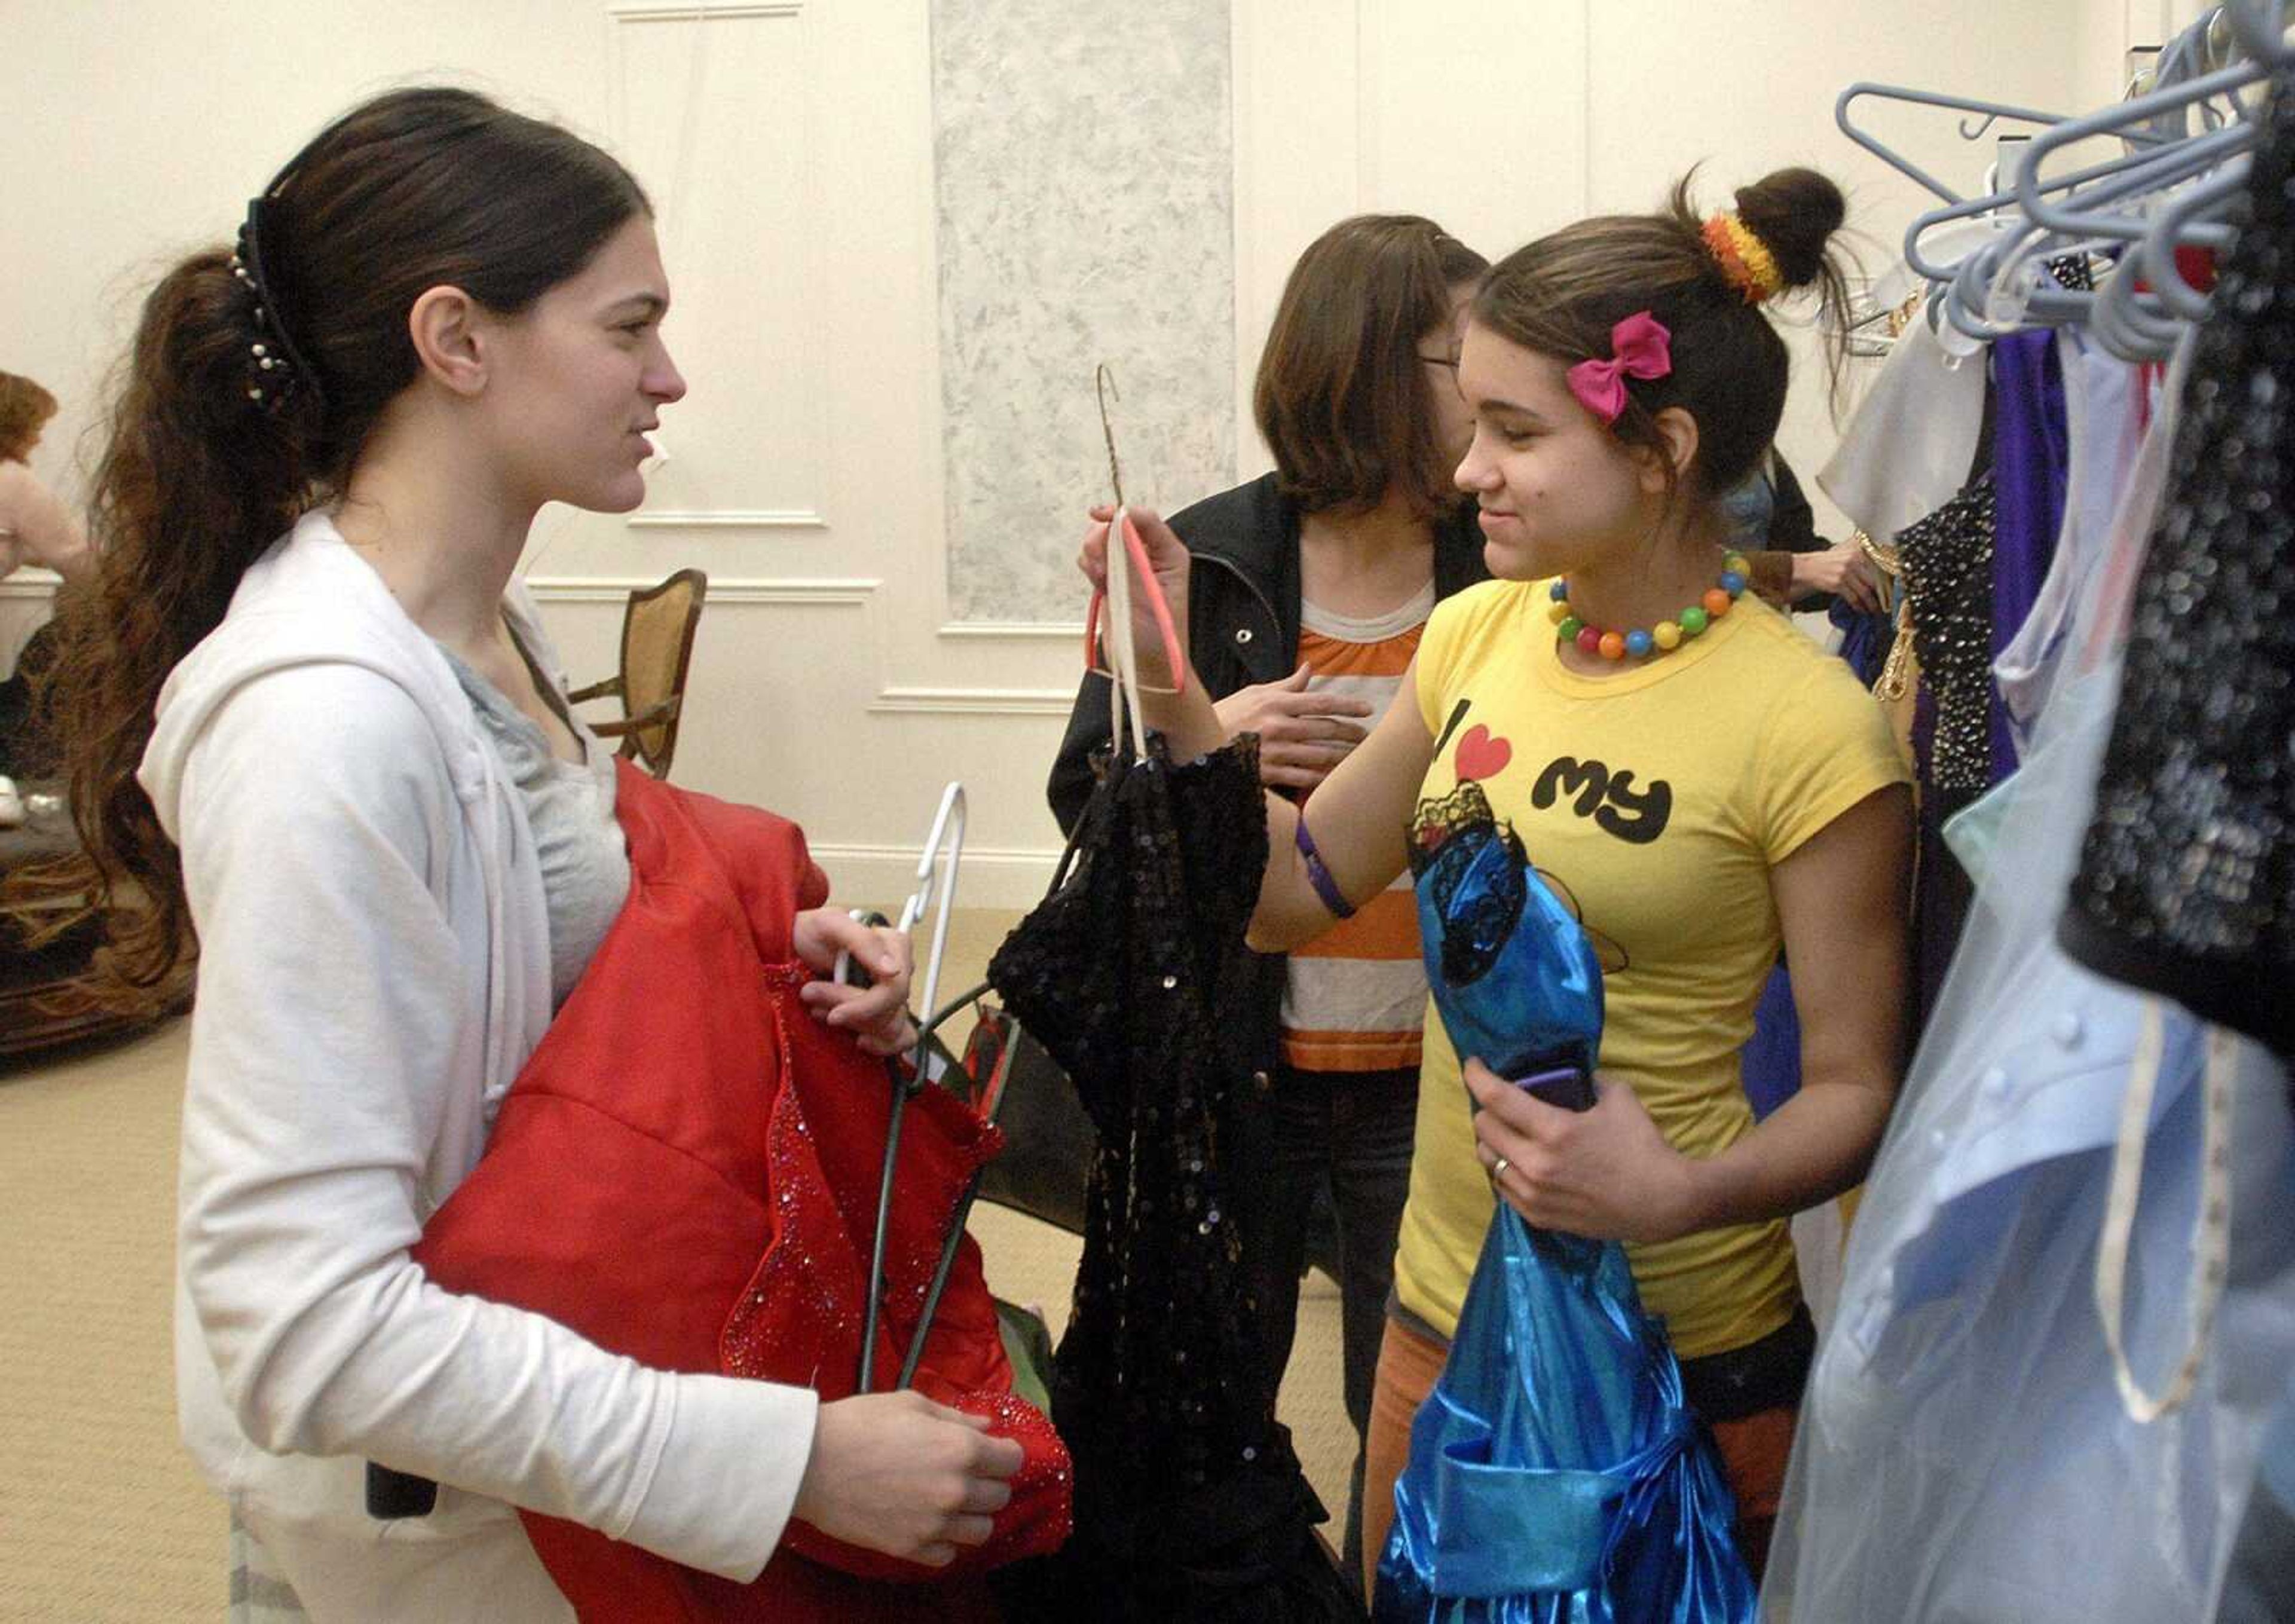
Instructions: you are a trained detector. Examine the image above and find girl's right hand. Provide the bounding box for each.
[1079,504,1191,690]
[794,1390,1026,1567]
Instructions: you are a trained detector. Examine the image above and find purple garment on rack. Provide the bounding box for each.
[1986,331,2068,782]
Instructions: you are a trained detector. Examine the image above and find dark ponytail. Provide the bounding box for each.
[1473,164,1855,512]
[39,87,651,989]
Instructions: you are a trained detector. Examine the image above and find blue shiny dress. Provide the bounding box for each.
[1375,785,1756,1623]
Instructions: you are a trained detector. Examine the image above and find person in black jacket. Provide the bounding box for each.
[1721,447,1885,614]
[1046,213,1488,1586]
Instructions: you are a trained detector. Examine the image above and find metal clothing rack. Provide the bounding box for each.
[1836,1,2291,359]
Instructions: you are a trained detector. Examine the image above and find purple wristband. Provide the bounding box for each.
[1294,816,1356,920]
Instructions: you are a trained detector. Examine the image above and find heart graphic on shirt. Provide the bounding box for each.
[1453,724,1512,783]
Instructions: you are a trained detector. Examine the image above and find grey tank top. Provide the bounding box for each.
[437,640,632,1008]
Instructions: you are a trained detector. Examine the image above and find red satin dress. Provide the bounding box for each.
[412,762,1070,1620]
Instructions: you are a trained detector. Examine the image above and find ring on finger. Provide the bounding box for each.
[1490,1154,1510,1183]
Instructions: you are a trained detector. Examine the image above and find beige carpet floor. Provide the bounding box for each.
[0,908,1355,1620]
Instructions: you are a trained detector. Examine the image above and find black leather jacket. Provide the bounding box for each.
[1045,472,1489,1072]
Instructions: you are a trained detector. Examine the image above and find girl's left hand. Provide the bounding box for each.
[1464,1059,1705,1243]
[792,909,919,1057]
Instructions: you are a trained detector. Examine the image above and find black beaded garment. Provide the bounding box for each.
[1896,473,2000,794]
[988,733,1362,1622]
[2061,62,2295,1059]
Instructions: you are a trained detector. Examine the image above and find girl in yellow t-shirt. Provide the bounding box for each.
[1081,166,1911,1590]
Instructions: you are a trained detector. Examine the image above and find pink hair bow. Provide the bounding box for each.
[1565,311,1672,425]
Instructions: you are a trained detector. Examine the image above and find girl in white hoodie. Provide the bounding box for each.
[39,86,1021,1622]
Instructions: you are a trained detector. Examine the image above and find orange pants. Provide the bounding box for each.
[1358,1314,1796,1598]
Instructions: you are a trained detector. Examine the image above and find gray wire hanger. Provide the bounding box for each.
[1834,82,2074,209]
[1841,4,2286,360]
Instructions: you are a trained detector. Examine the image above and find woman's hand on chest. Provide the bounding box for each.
[1214,663,1374,792]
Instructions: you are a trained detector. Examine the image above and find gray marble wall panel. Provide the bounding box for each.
[934,0,1235,623]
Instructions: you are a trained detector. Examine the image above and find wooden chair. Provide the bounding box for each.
[567,568,708,780]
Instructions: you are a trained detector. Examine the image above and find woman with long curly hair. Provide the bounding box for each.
[40,87,1020,1620]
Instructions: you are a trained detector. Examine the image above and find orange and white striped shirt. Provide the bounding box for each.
[1280,584,1433,1074]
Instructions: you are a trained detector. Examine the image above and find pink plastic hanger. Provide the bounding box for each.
[1082,366,1187,759]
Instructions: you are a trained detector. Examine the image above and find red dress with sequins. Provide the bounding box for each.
[411,762,1070,1620]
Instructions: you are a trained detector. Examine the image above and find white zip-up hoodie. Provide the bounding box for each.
[140,512,815,1614]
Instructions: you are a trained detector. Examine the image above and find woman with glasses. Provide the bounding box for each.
[1046,212,1488,1589]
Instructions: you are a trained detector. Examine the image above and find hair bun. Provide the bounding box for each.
[1731,167,1847,292]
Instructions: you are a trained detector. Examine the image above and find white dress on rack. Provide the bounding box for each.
[1817,306,1990,543]
[1765,386,2295,1622]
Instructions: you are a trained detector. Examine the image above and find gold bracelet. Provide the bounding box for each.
[1855,529,1902,577]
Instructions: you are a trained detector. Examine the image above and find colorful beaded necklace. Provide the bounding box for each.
[1547,552,1750,661]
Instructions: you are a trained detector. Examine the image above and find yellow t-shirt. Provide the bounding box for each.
[1395,578,1910,1359]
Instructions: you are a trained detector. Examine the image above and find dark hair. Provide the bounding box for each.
[1254,214,1489,518]
[1473,166,1851,511]
[40,86,651,988]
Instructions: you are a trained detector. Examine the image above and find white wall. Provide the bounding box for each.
[1233,0,2127,542]
[4,1,2139,905]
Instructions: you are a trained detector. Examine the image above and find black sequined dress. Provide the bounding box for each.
[2060,60,2295,1059]
[989,733,1363,1621]
[1897,473,1999,796]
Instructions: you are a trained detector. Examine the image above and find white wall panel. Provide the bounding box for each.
[1231,0,1363,469]
[610,3,827,531]
[1231,1,1592,482]
[1358,0,1590,257]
